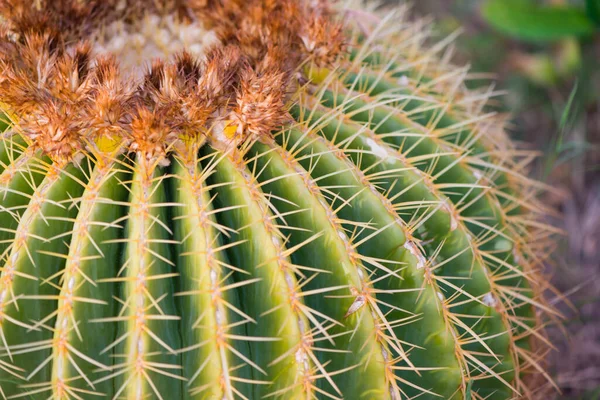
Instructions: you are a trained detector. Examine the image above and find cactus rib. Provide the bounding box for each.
[171,153,254,399]
[49,156,128,398]
[108,157,184,400]
[0,162,88,396]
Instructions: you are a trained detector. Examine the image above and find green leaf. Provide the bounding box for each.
[559,81,579,135]
[586,0,600,25]
[543,81,580,179]
[482,0,596,42]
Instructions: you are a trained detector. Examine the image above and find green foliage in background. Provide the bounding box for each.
[482,0,597,42]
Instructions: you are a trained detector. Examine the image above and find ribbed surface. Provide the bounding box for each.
[0,7,557,400]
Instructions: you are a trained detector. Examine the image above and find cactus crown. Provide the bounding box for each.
[0,1,558,399]
[0,0,343,163]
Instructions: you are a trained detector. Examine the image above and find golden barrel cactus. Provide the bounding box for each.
[0,0,558,399]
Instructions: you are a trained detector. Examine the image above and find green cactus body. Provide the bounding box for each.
[0,1,558,399]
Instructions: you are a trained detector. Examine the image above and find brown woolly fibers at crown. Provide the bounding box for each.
[0,0,344,163]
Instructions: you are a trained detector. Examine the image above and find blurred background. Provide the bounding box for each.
[380,0,600,398]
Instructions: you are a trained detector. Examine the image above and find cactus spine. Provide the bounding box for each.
[0,0,558,399]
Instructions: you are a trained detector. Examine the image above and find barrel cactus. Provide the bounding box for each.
[0,0,559,399]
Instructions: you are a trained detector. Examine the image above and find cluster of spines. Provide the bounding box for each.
[171,150,247,399]
[0,1,560,399]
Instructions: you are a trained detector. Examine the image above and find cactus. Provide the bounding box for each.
[0,0,559,399]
